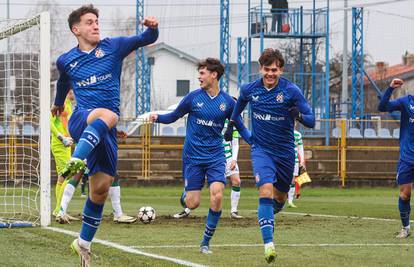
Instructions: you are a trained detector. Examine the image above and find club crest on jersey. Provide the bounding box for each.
[219,103,226,111]
[410,104,414,111]
[252,95,259,102]
[276,92,284,103]
[95,48,105,58]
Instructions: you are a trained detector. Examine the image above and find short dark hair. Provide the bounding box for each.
[68,4,99,32]
[258,48,285,68]
[197,58,225,80]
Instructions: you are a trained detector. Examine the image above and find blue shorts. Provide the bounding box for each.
[68,109,118,177]
[183,159,226,191]
[251,146,294,193]
[397,160,414,185]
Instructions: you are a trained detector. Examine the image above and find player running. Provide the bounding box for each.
[224,48,315,263]
[150,58,251,254]
[378,78,414,238]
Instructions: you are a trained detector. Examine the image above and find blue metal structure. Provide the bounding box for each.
[237,37,248,90]
[135,0,151,116]
[351,7,364,119]
[220,0,230,93]
[244,0,330,142]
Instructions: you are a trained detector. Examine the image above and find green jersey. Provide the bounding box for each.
[294,130,303,164]
[223,120,240,160]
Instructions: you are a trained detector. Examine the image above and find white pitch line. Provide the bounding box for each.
[246,210,414,223]
[131,243,414,249]
[45,227,207,267]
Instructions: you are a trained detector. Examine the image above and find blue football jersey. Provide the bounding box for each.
[379,87,414,164]
[157,89,242,164]
[231,77,314,158]
[54,28,158,116]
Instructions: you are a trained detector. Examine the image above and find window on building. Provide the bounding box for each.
[176,80,190,96]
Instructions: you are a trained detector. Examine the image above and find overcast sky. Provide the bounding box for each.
[1,0,414,66]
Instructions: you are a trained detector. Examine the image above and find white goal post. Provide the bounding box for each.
[0,12,50,227]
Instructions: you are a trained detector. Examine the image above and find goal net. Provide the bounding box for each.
[0,13,50,227]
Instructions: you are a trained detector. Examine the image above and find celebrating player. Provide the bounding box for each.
[150,58,251,254]
[378,78,413,238]
[224,48,315,263]
[51,5,158,266]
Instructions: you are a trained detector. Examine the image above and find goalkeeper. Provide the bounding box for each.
[51,89,75,218]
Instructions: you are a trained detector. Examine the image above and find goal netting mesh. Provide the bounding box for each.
[0,13,50,228]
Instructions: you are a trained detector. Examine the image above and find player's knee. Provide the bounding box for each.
[186,199,200,210]
[100,110,118,128]
[211,191,223,204]
[274,193,287,203]
[232,178,241,187]
[400,192,411,201]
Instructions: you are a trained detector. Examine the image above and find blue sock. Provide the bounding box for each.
[72,119,109,160]
[201,209,222,246]
[80,198,104,242]
[180,190,187,208]
[258,198,274,244]
[273,199,285,214]
[399,197,411,228]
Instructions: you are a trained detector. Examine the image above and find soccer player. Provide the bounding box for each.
[287,129,305,208]
[224,48,315,263]
[149,58,251,254]
[378,78,413,238]
[51,89,74,217]
[51,5,158,266]
[173,117,244,219]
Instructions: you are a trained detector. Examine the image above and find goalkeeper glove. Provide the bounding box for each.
[224,120,235,141]
[58,134,73,147]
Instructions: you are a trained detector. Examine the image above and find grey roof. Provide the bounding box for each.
[145,42,241,83]
[145,42,200,64]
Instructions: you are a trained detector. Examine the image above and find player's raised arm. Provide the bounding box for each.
[116,16,159,59]
[290,87,315,128]
[51,58,71,116]
[150,94,192,124]
[378,78,404,112]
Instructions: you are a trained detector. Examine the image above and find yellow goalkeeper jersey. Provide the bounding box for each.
[50,99,73,147]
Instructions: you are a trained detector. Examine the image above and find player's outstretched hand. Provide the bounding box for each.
[224,121,234,141]
[149,113,158,123]
[51,105,64,116]
[142,16,158,29]
[390,78,404,89]
[117,130,128,139]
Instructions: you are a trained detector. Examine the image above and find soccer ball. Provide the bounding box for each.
[138,206,156,224]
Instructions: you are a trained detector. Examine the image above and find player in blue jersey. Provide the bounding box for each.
[378,78,414,238]
[224,48,315,263]
[50,5,158,266]
[149,58,251,254]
